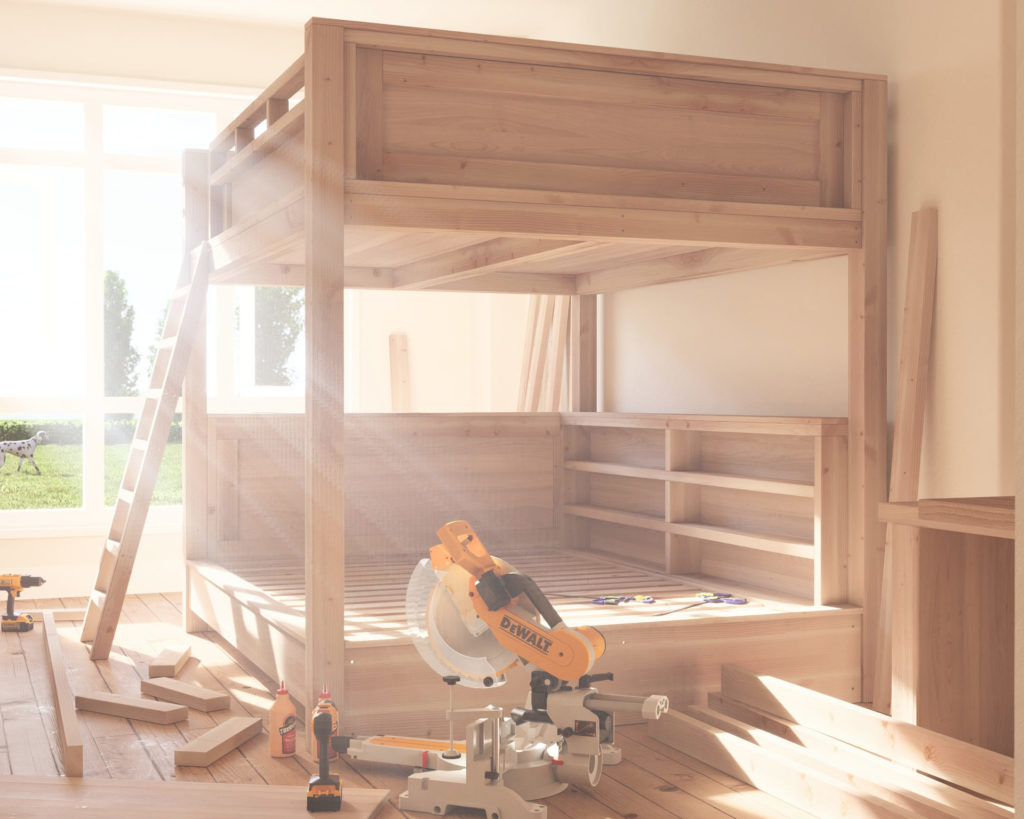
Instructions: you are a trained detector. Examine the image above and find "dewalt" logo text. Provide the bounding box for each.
[498,616,553,654]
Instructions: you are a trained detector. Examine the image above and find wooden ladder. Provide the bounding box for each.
[81,243,210,660]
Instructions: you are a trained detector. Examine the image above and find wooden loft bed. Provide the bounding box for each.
[180,18,887,728]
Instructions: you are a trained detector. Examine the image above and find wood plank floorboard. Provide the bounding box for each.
[0,593,805,818]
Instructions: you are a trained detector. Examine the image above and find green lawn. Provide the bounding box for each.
[0,443,182,510]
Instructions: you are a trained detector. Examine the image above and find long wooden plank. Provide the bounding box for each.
[707,693,1012,819]
[0,776,389,818]
[650,710,917,818]
[720,664,1013,804]
[174,716,262,767]
[75,692,189,725]
[141,678,231,712]
[568,294,597,412]
[874,207,939,714]
[41,612,83,777]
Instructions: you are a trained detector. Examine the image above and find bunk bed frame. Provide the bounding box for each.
[181,18,887,731]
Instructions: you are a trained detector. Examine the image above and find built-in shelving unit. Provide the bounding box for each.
[562,414,848,604]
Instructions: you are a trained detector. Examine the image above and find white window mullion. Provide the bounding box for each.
[82,100,105,515]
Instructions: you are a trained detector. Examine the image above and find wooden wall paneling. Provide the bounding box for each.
[41,612,83,777]
[354,45,384,180]
[818,92,846,208]
[697,542,814,600]
[666,429,701,574]
[562,425,590,548]
[815,434,849,604]
[588,426,664,468]
[889,522,921,726]
[182,149,209,633]
[873,207,939,712]
[720,663,1012,805]
[848,79,888,702]
[304,18,348,730]
[568,294,598,412]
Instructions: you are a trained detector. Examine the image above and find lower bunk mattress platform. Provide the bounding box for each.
[186,548,861,737]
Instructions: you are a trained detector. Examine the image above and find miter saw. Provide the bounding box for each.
[344,520,669,819]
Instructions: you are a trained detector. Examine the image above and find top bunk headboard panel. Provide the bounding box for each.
[359,47,844,208]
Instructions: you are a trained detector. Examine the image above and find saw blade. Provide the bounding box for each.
[405,558,518,688]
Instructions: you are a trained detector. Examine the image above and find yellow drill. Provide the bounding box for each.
[1,575,46,632]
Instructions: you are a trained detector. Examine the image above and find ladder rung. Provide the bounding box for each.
[89,589,107,609]
[117,488,134,505]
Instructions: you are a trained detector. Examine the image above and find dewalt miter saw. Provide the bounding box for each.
[345,521,668,819]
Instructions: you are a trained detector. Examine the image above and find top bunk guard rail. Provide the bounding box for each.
[210,55,305,157]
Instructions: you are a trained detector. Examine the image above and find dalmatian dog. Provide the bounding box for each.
[0,431,48,474]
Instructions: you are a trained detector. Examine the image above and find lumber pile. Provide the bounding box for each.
[651,664,1013,819]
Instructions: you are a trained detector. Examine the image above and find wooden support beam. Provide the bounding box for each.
[517,296,541,412]
[874,207,939,714]
[148,644,191,678]
[174,716,263,767]
[650,709,917,818]
[345,182,864,250]
[41,612,83,777]
[303,18,348,734]
[391,237,583,289]
[576,246,844,294]
[707,693,1011,819]
[389,333,411,412]
[75,692,189,724]
[720,664,1013,804]
[848,79,888,703]
[141,678,231,712]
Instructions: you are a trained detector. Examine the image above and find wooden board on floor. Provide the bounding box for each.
[41,611,84,777]
[141,677,231,712]
[149,644,191,678]
[174,716,262,767]
[75,692,189,725]
[0,776,389,818]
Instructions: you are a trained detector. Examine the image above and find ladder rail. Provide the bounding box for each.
[81,243,210,657]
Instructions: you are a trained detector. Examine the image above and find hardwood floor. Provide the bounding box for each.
[0,592,809,818]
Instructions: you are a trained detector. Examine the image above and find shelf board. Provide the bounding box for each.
[667,522,815,558]
[563,504,666,532]
[564,504,814,559]
[564,460,814,497]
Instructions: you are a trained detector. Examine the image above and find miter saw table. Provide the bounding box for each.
[343,520,669,819]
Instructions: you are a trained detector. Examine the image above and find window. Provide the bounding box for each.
[0,73,250,525]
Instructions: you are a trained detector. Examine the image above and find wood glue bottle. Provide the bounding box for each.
[269,681,297,757]
[311,684,339,761]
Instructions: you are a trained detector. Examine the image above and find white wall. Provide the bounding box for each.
[1,0,1013,594]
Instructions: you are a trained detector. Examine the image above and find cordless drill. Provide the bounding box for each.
[1,575,46,632]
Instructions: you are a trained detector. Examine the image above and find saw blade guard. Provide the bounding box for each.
[406,558,520,688]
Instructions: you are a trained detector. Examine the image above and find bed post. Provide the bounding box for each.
[848,79,888,703]
[304,19,347,729]
[182,149,209,633]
